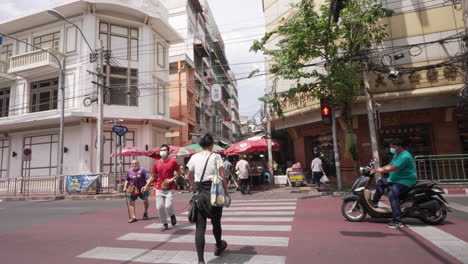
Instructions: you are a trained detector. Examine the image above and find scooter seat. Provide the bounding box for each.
[412,181,434,189]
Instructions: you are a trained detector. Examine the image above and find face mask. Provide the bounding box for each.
[160,151,168,158]
[390,147,396,154]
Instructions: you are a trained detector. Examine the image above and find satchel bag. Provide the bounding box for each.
[128,185,140,197]
[188,153,213,223]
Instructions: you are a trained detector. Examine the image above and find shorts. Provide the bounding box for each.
[176,177,187,186]
[229,173,238,181]
[127,190,150,202]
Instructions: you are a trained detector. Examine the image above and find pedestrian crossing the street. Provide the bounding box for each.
[77,198,297,264]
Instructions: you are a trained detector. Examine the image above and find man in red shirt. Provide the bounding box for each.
[142,144,180,231]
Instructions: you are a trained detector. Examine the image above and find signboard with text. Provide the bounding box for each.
[66,174,100,193]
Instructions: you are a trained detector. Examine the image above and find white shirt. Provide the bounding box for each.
[311,158,323,172]
[235,159,250,179]
[187,152,223,182]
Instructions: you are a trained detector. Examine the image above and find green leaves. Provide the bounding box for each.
[251,0,392,118]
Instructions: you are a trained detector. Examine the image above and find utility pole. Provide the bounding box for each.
[96,40,105,174]
[363,61,381,180]
[266,103,274,185]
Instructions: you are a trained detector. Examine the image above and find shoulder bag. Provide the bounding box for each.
[188,153,213,223]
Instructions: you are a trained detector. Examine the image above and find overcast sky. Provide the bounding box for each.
[0,0,266,120]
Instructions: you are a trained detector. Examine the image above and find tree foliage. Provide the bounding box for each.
[251,0,393,118]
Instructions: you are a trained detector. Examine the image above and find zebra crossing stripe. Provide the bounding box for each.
[181,211,295,216]
[234,199,297,203]
[230,202,297,206]
[145,223,292,232]
[176,216,294,222]
[118,233,289,247]
[78,247,286,264]
[224,206,296,211]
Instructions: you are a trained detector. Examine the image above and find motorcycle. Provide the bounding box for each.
[341,160,449,225]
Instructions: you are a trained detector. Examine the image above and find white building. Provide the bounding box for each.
[0,0,183,180]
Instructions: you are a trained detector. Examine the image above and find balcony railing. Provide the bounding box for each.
[8,48,64,76]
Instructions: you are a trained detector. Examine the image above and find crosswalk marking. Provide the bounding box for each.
[78,247,286,264]
[230,202,297,206]
[118,233,289,247]
[181,211,295,216]
[145,223,292,232]
[219,216,293,222]
[408,226,468,264]
[224,206,296,211]
[233,199,297,203]
[449,202,468,214]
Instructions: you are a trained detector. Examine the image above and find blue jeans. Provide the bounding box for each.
[372,178,410,222]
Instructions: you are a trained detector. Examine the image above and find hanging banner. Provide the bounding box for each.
[211,84,222,102]
[66,174,100,193]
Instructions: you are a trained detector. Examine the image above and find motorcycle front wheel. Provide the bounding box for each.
[420,200,447,225]
[341,199,367,222]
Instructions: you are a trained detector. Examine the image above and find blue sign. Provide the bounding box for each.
[0,36,3,45]
[66,174,100,193]
[112,125,128,135]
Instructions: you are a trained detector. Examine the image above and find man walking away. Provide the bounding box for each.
[223,157,237,190]
[311,154,326,188]
[371,138,417,229]
[142,144,180,231]
[235,155,250,193]
[123,160,150,223]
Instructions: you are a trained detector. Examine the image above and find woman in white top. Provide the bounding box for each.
[187,134,228,264]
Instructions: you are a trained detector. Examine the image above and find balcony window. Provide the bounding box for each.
[0,44,13,61]
[30,78,58,113]
[104,66,138,106]
[0,87,10,117]
[100,22,138,61]
[156,42,166,68]
[33,32,60,51]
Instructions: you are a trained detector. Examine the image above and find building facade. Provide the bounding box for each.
[0,0,183,179]
[262,0,467,185]
[163,0,241,147]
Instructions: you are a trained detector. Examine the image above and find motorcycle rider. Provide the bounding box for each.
[370,138,417,229]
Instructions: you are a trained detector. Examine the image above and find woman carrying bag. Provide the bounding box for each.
[187,134,229,264]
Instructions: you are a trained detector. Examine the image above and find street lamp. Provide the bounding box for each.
[0,32,66,183]
[47,9,104,176]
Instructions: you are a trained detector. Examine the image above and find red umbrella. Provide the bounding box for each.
[253,139,281,150]
[111,146,148,157]
[224,139,281,155]
[146,145,197,159]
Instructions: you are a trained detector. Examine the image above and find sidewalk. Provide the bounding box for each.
[1,183,466,202]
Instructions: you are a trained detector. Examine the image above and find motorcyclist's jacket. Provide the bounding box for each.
[388,150,417,187]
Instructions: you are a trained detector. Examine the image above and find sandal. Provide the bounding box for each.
[128,218,138,223]
[143,213,148,220]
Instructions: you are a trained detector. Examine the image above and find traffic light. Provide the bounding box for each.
[320,99,332,126]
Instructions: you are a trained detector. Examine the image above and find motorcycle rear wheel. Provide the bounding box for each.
[420,201,447,225]
[341,199,367,222]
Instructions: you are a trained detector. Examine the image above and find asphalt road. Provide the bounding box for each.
[0,195,467,264]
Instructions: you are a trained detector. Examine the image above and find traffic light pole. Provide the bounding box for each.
[331,109,342,190]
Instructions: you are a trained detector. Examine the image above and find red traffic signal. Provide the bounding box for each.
[320,100,332,125]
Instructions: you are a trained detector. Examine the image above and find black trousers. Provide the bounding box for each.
[195,181,223,262]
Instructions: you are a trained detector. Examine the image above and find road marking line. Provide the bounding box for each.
[408,226,468,264]
[78,247,286,264]
[181,211,295,216]
[230,202,297,206]
[177,216,294,222]
[118,233,289,247]
[379,200,468,263]
[224,206,296,211]
[448,202,468,214]
[145,223,292,232]
[233,199,297,203]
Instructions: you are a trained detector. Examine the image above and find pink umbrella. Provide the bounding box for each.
[146,145,197,159]
[224,139,281,155]
[111,146,148,157]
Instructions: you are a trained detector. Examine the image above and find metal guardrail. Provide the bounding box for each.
[415,154,468,184]
[0,173,111,196]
